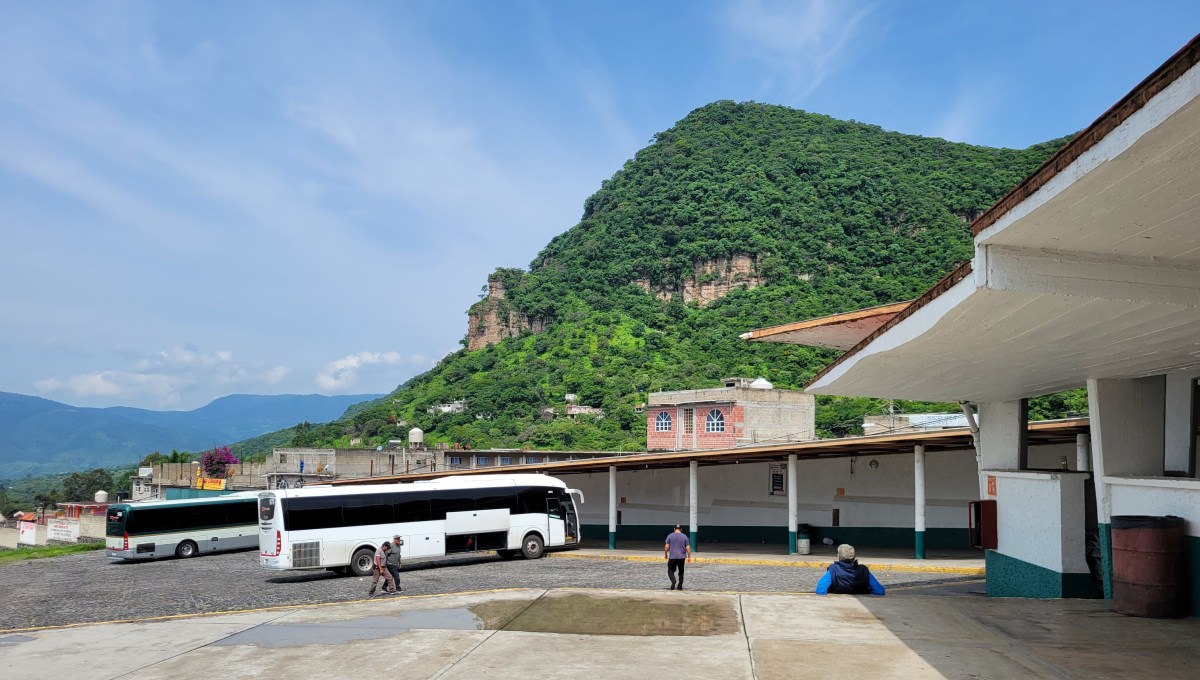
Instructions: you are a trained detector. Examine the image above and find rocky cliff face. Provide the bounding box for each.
[468,255,764,350]
[467,279,546,351]
[635,254,765,307]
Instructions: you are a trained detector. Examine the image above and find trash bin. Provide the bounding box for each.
[1110,515,1188,618]
[797,523,811,555]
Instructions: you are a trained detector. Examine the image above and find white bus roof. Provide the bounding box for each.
[262,473,568,498]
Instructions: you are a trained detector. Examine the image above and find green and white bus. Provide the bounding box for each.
[106,493,260,560]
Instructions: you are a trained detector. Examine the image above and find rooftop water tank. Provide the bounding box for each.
[409,427,424,445]
[750,377,774,390]
[95,490,109,503]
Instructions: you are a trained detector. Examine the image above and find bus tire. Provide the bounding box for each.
[497,549,517,560]
[350,547,375,577]
[521,533,544,560]
[175,541,198,559]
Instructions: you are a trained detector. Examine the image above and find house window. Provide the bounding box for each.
[683,408,694,434]
[705,409,726,433]
[500,456,513,465]
[655,412,673,432]
[477,456,490,466]
[449,456,462,466]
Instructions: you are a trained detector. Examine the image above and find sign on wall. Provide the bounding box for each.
[769,462,787,496]
[18,521,37,546]
[48,519,80,542]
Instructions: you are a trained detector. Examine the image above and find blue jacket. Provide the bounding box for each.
[815,559,885,596]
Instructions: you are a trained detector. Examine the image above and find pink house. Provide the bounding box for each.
[645,377,815,451]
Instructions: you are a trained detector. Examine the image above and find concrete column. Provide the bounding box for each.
[689,460,698,551]
[608,466,617,550]
[787,454,798,555]
[1087,375,1166,598]
[1164,371,1200,474]
[1076,433,1091,472]
[978,400,1025,470]
[914,444,926,559]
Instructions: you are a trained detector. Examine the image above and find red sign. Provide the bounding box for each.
[987,475,997,496]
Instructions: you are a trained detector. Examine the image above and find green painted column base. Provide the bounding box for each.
[608,531,615,550]
[1098,522,1113,599]
[690,530,697,552]
[986,550,1099,599]
[915,530,925,559]
[788,530,797,555]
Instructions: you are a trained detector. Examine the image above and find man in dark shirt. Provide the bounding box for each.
[816,544,885,595]
[664,524,692,590]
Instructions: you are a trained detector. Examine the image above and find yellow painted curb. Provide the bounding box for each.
[548,551,985,576]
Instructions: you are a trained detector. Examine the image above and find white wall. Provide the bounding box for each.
[563,447,984,529]
[993,470,1089,573]
[1107,477,1200,538]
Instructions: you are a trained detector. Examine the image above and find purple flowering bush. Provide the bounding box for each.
[200,445,239,478]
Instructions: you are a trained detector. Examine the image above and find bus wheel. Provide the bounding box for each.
[350,548,375,577]
[497,550,517,560]
[175,541,198,559]
[521,534,544,560]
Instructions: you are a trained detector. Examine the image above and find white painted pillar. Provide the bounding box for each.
[787,454,798,554]
[1075,433,1090,472]
[689,460,698,551]
[608,466,617,550]
[914,444,926,559]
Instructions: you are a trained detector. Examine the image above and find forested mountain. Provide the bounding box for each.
[0,392,381,476]
[242,102,1075,457]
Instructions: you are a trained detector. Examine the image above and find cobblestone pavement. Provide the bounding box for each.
[0,548,982,630]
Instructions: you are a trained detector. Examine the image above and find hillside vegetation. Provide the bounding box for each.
[242,102,1076,457]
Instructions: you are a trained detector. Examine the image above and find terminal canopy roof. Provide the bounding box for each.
[748,36,1200,404]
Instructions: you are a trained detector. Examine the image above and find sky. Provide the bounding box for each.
[2,1,1198,411]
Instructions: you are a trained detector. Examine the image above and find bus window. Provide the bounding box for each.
[106,507,126,535]
[260,496,275,522]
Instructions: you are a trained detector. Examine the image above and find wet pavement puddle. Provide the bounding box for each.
[0,634,36,648]
[213,609,484,648]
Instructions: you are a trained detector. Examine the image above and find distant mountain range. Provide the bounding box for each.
[0,392,383,478]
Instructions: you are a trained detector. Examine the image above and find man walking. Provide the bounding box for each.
[386,535,404,593]
[367,541,396,596]
[664,524,691,590]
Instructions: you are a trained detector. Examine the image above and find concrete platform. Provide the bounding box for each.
[3,585,1197,679]
[1,545,1192,678]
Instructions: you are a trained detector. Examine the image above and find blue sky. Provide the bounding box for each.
[2,2,1198,411]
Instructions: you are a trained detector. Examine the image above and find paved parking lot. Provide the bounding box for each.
[0,546,980,630]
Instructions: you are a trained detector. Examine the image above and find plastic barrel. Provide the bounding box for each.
[1110,515,1188,618]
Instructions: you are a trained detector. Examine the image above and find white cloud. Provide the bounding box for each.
[33,345,296,408]
[316,351,403,391]
[724,0,871,98]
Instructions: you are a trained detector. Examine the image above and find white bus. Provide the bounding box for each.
[106,492,260,560]
[258,474,583,576]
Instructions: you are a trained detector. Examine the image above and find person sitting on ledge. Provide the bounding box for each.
[815,544,885,596]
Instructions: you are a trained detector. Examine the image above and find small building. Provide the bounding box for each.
[646,377,816,451]
[862,412,972,435]
[130,466,158,501]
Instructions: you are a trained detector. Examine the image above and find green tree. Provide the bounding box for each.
[60,468,114,502]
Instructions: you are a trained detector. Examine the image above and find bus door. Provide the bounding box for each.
[546,498,566,546]
[563,489,583,545]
